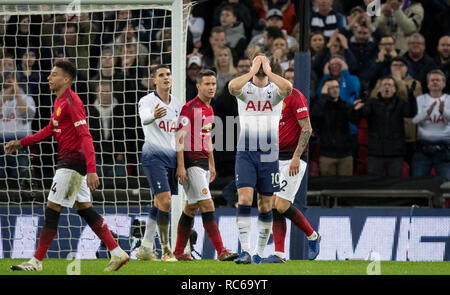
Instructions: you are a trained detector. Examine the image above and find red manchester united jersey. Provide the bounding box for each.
[177,96,214,168]
[279,88,309,153]
[20,88,96,175]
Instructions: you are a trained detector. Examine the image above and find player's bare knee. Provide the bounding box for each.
[238,188,254,206]
[198,199,215,213]
[47,200,62,212]
[74,201,92,211]
[257,195,273,213]
[275,197,290,214]
[155,192,172,211]
[184,203,199,217]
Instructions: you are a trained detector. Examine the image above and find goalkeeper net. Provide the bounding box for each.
[0,0,191,259]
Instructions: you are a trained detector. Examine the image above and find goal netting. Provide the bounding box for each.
[0,0,191,259]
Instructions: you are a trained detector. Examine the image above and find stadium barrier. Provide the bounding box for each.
[1,207,448,261]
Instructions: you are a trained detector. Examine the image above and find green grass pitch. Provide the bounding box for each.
[0,259,448,275]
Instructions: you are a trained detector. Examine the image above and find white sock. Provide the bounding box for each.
[31,256,42,264]
[110,246,122,257]
[237,215,251,253]
[307,231,318,241]
[141,216,157,249]
[255,218,272,256]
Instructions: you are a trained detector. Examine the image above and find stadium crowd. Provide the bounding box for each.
[0,0,449,202]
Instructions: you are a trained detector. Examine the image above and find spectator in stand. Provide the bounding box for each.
[369,56,423,172]
[0,71,35,184]
[310,31,326,62]
[88,81,126,178]
[219,5,248,62]
[362,35,399,89]
[373,0,424,55]
[16,49,40,97]
[89,47,123,103]
[4,15,41,60]
[310,77,363,176]
[117,43,144,175]
[186,55,203,102]
[412,69,450,181]
[339,6,383,43]
[316,55,360,162]
[200,26,229,69]
[357,76,417,176]
[50,14,99,81]
[403,33,437,91]
[188,6,206,50]
[212,0,256,40]
[214,46,238,96]
[310,0,346,39]
[0,53,16,87]
[249,9,299,51]
[112,20,149,67]
[0,53,15,73]
[312,29,357,79]
[270,36,290,70]
[348,23,378,78]
[435,35,450,94]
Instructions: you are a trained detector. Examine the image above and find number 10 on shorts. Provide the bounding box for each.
[271,172,280,185]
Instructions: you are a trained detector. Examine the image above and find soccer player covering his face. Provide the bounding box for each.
[173,69,238,261]
[137,64,181,261]
[6,61,129,272]
[228,54,292,264]
[266,84,321,263]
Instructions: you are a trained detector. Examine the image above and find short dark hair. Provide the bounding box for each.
[54,60,77,81]
[324,76,339,84]
[221,4,236,17]
[196,69,216,84]
[284,67,295,77]
[210,26,225,36]
[379,75,398,91]
[265,26,284,40]
[427,69,446,83]
[151,64,170,77]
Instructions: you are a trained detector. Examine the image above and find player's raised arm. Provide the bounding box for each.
[261,56,292,98]
[228,56,262,97]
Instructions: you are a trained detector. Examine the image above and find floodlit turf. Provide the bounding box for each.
[0,258,448,275]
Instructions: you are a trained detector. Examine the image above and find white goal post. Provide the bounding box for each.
[0,0,190,258]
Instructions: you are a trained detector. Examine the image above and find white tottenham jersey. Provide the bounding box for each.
[138,91,182,167]
[412,93,450,142]
[235,81,285,151]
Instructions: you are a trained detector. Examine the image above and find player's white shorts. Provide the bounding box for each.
[276,159,307,202]
[48,168,91,208]
[182,166,212,205]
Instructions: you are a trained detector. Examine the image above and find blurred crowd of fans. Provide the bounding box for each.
[0,0,449,197]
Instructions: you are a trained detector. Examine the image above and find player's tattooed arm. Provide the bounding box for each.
[294,117,312,158]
